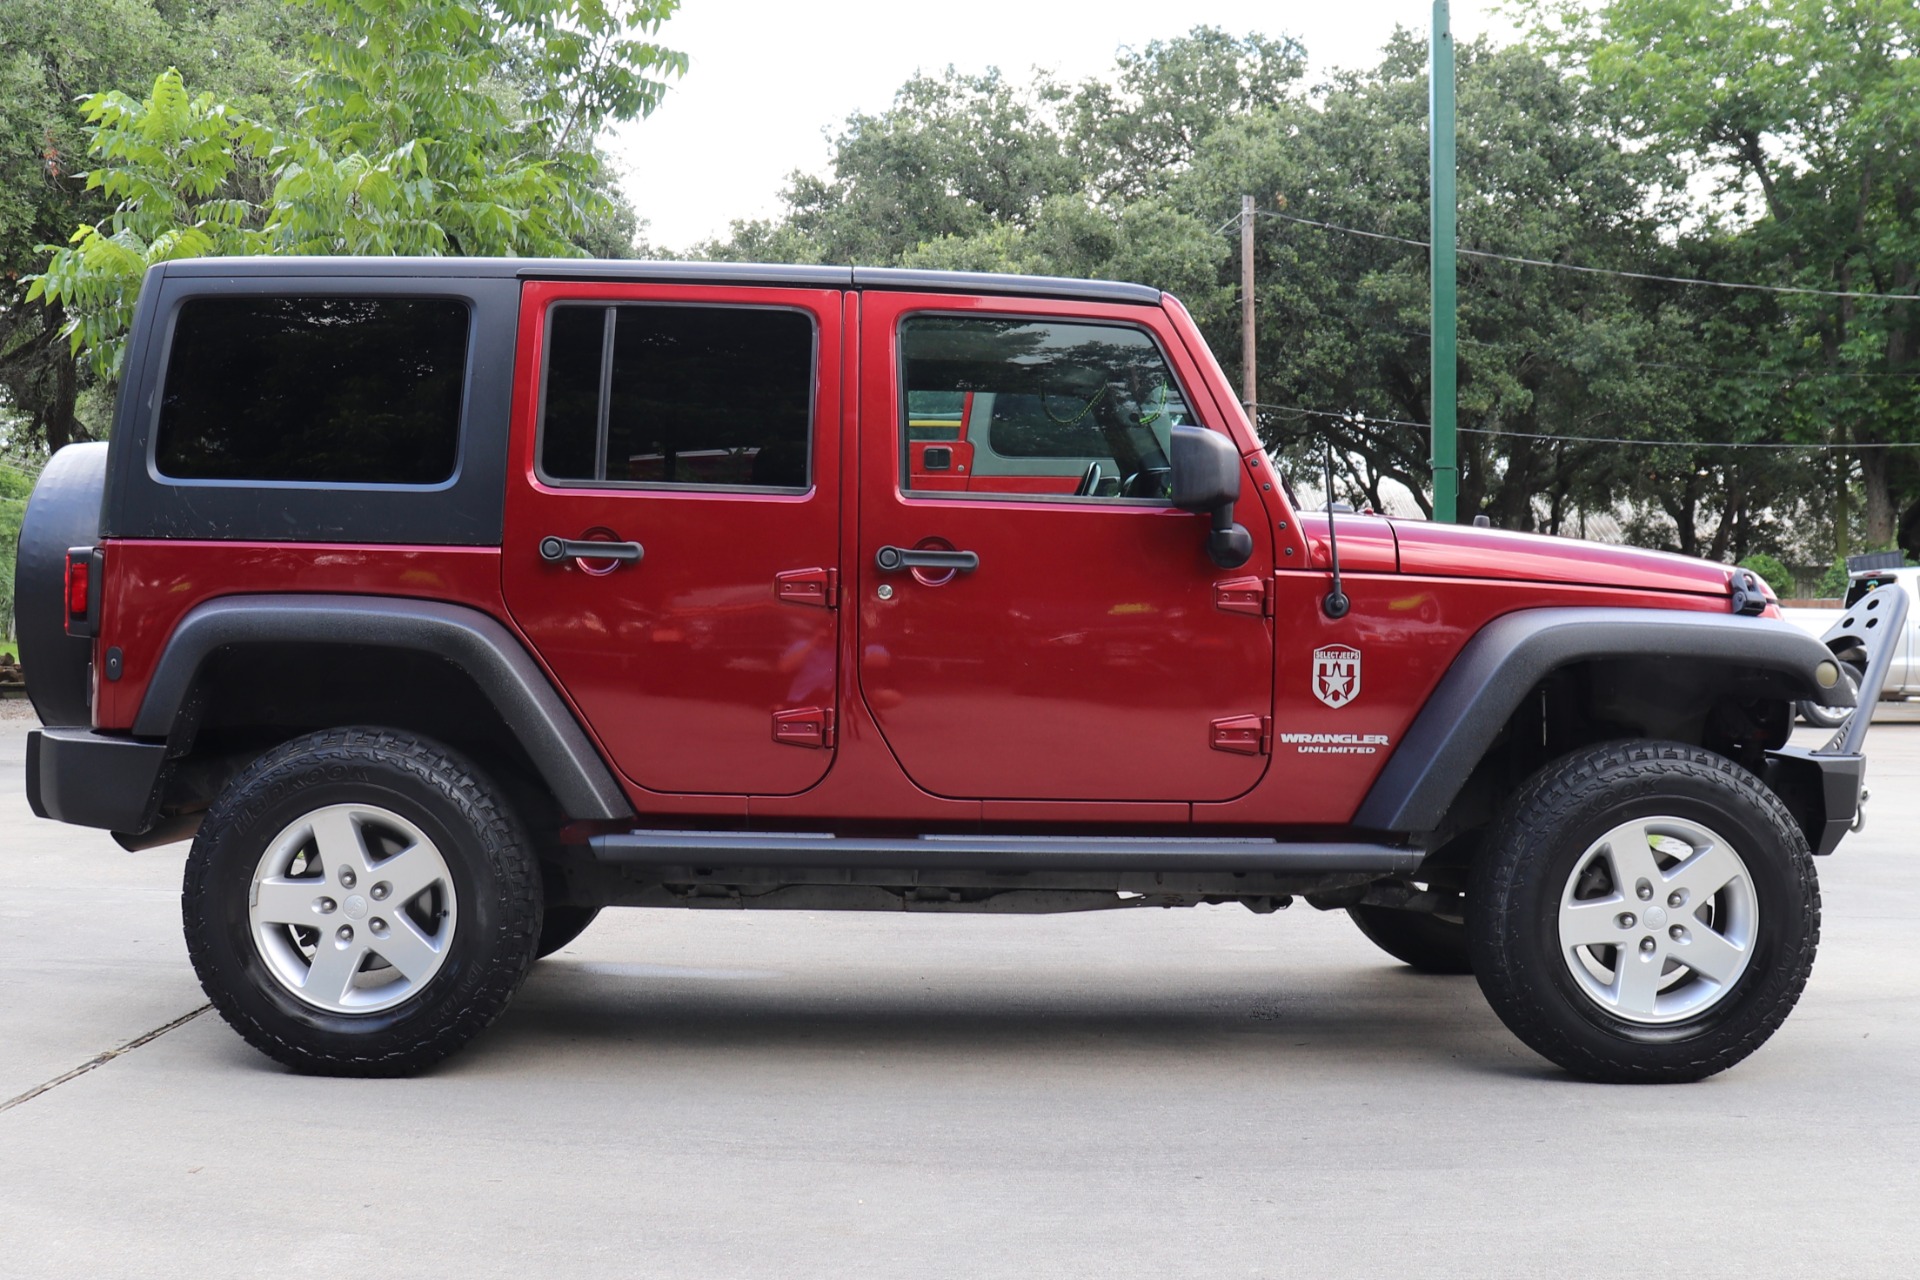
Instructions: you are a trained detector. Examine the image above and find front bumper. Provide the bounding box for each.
[1766,746,1864,856]
[1777,582,1910,855]
[26,727,167,833]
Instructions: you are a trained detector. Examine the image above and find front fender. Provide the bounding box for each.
[1353,606,1843,836]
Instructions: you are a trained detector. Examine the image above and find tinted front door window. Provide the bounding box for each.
[899,316,1193,499]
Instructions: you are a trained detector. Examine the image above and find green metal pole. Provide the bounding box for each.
[1429,0,1459,523]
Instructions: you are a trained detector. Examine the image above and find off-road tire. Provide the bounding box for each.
[1348,904,1472,974]
[182,727,541,1076]
[534,905,601,959]
[1470,740,1818,1083]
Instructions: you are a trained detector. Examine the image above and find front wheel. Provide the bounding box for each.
[183,728,542,1076]
[1470,741,1819,1083]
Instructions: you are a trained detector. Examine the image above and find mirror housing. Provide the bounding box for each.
[1169,424,1253,569]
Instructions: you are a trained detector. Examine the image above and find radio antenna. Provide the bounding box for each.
[1321,440,1350,619]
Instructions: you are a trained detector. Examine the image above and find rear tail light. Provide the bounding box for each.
[64,547,102,638]
[65,557,88,617]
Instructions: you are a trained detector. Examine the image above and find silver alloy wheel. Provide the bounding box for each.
[247,803,458,1014]
[1556,816,1758,1025]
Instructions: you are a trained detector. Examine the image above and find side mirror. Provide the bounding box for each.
[1169,424,1253,569]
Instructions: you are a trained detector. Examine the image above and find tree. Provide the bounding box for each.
[700,18,1890,565]
[271,0,683,256]
[706,67,1084,267]
[1070,26,1305,204]
[702,25,1290,282]
[1173,33,1776,545]
[29,69,271,379]
[0,0,316,447]
[14,0,682,439]
[1520,0,1920,554]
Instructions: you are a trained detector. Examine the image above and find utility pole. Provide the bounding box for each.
[1240,194,1256,419]
[1429,1,1459,523]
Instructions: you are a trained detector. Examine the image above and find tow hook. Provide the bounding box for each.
[1853,787,1870,834]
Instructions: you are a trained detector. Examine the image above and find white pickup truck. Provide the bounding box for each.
[1782,555,1919,727]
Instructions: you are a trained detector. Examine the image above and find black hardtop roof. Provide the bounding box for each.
[154,257,1165,306]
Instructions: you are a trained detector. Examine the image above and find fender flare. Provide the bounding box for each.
[1353,606,1845,836]
[133,594,634,822]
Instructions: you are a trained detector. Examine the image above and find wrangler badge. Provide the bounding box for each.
[1312,645,1361,709]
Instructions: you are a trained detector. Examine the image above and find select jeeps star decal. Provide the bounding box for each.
[1312,644,1362,709]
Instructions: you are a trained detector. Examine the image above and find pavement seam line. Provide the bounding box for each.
[0,1004,212,1114]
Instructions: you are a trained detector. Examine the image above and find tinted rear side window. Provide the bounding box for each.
[155,296,470,484]
[540,304,814,489]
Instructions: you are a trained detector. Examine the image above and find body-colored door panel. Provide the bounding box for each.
[503,281,843,797]
[855,291,1275,804]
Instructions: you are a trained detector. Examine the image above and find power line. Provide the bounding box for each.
[1252,208,1920,304]
[1248,402,1920,450]
[1375,324,1920,381]
[1255,403,1432,431]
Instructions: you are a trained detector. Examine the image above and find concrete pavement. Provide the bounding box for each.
[2,710,1917,1278]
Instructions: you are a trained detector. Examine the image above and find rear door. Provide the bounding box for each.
[855,292,1275,803]
[503,281,843,796]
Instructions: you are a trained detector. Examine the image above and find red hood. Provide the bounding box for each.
[1388,520,1735,596]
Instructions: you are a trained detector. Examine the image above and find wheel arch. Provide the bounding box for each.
[132,595,634,835]
[1355,607,1847,845]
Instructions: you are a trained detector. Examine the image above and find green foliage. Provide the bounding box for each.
[273,0,681,257]
[29,68,272,378]
[1737,553,1794,596]
[26,0,684,378]
[0,460,32,641]
[703,19,1915,565]
[713,67,1084,268]
[1070,27,1306,203]
[1516,0,1920,552]
[0,503,18,641]
[0,0,316,449]
[1816,558,1852,599]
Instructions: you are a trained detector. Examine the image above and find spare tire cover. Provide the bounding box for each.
[16,442,108,727]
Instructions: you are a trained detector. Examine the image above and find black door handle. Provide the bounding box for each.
[539,536,644,564]
[875,545,979,573]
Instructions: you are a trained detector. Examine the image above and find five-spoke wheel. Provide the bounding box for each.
[247,803,459,1014]
[1471,740,1818,1083]
[184,728,541,1076]
[1554,816,1757,1024]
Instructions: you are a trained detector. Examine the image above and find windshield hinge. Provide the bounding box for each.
[775,566,838,610]
[1210,714,1271,756]
[1215,575,1273,618]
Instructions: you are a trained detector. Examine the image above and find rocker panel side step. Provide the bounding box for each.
[589,831,1425,875]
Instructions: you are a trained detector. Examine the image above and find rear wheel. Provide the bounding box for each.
[1348,903,1472,974]
[534,905,601,959]
[1470,740,1818,1083]
[183,727,541,1076]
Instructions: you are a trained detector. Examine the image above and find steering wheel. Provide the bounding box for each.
[1075,460,1105,497]
[1121,466,1173,500]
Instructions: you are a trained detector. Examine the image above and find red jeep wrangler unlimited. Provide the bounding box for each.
[16,258,1903,1081]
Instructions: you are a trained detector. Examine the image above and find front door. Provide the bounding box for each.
[856,293,1275,803]
[503,282,843,797]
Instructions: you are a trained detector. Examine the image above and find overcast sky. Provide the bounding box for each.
[608,1,1512,252]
